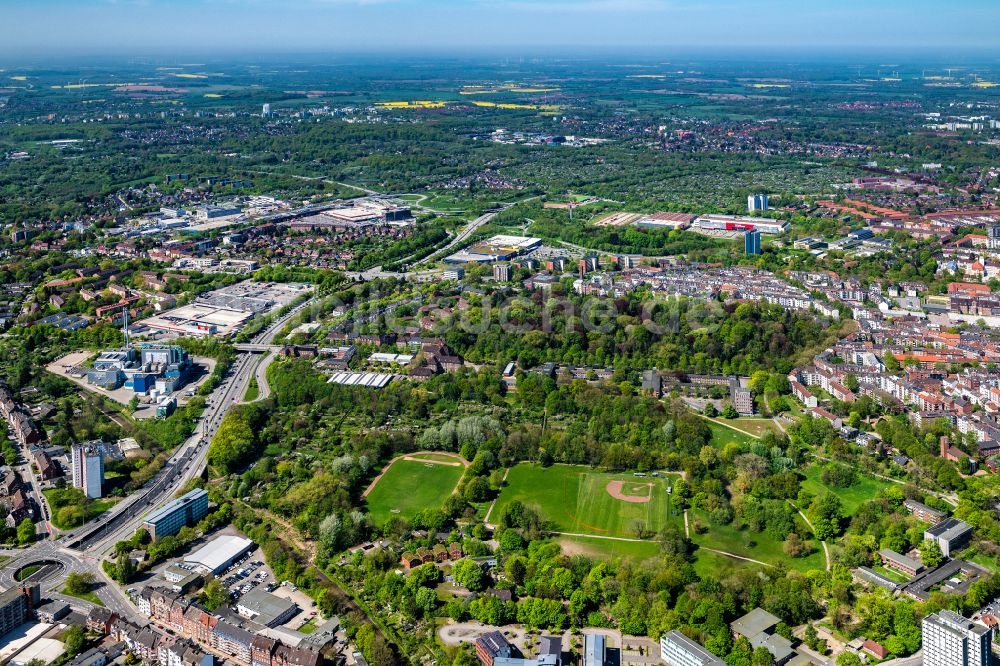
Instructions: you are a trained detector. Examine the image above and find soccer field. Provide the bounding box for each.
[492,463,682,537]
[364,456,465,525]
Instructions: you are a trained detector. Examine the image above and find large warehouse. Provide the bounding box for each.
[444,235,542,264]
[692,214,789,234]
[183,534,255,575]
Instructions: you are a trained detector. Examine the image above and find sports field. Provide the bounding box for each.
[364,456,465,525]
[492,463,682,538]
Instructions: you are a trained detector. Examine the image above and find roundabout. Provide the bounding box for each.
[13,559,64,583]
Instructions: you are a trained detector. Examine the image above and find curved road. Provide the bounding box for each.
[1,294,317,620]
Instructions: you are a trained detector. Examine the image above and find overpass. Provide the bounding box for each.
[234,343,282,353]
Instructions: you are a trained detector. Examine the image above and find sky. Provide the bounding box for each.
[3,0,1000,59]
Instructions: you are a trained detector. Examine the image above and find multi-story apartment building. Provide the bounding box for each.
[71,442,105,499]
[0,584,39,637]
[922,611,993,666]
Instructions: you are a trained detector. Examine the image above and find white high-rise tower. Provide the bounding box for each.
[71,442,105,499]
[922,610,993,666]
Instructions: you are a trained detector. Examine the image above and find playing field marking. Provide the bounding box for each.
[404,455,464,467]
[606,480,653,503]
[361,451,469,498]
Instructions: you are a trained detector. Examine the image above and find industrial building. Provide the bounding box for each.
[70,442,105,499]
[635,212,696,230]
[139,303,255,338]
[922,611,993,666]
[445,235,542,264]
[143,488,209,541]
[234,589,298,628]
[693,215,789,235]
[88,343,194,394]
[194,204,242,220]
[183,534,255,575]
[326,372,394,389]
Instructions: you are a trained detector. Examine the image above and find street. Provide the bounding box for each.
[0,294,317,620]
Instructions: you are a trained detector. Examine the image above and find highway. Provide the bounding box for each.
[0,293,316,619]
[341,205,512,281]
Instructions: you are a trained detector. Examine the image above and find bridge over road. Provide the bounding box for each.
[233,343,282,353]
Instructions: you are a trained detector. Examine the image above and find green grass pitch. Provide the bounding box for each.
[493,463,682,537]
[365,458,465,525]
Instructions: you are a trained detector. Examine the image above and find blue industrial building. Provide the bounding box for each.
[87,343,193,393]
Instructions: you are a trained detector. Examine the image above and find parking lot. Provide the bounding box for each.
[219,551,271,603]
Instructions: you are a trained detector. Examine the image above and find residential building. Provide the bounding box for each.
[730,378,754,415]
[922,610,993,666]
[745,230,762,256]
[443,267,465,281]
[476,631,513,666]
[660,631,726,666]
[32,451,60,481]
[143,488,209,541]
[71,442,105,499]
[36,600,69,623]
[86,607,118,635]
[493,264,513,282]
[211,621,255,663]
[878,548,924,576]
[903,499,946,525]
[748,194,769,212]
[0,584,39,638]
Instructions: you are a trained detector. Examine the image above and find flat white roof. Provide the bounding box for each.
[184,534,255,574]
[483,235,542,248]
[10,637,64,666]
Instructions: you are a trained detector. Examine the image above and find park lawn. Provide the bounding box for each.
[722,418,781,438]
[43,490,115,530]
[705,420,757,449]
[691,548,765,578]
[63,585,105,607]
[800,464,893,514]
[493,463,682,538]
[365,458,464,525]
[688,507,826,573]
